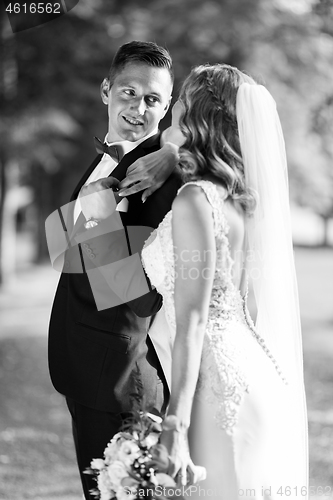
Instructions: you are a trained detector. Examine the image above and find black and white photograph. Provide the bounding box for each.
[0,1,333,499]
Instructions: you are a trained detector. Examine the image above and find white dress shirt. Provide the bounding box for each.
[73,128,158,224]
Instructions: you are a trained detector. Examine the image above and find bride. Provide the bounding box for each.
[141,64,308,499]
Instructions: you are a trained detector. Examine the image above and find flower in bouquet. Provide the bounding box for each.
[117,441,141,468]
[85,411,181,500]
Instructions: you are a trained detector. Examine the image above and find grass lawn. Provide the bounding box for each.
[0,247,332,499]
[0,266,82,500]
[0,336,81,500]
[295,248,333,495]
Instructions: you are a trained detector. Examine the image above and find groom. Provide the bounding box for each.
[48,41,180,499]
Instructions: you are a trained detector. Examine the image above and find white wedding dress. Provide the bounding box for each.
[142,180,304,499]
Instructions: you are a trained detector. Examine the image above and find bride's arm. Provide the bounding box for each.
[160,185,216,479]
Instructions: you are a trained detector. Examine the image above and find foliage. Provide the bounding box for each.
[1,0,333,278]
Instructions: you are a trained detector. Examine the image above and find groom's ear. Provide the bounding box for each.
[162,95,172,117]
[100,78,110,105]
[166,95,172,110]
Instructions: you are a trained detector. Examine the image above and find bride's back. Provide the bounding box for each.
[206,180,246,293]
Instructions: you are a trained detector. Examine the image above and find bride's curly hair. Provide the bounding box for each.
[178,63,257,213]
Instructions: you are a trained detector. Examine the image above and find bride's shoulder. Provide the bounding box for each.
[172,182,213,223]
[200,177,245,238]
[173,181,212,206]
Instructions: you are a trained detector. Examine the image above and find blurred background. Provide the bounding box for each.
[0,0,332,498]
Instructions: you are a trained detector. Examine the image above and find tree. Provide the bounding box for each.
[244,0,333,245]
[1,0,333,284]
[309,95,333,245]
[0,3,120,281]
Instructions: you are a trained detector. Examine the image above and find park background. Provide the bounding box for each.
[0,0,333,498]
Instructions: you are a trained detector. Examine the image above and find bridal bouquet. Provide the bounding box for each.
[85,411,181,500]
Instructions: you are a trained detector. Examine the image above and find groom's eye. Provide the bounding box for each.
[123,89,135,96]
[146,96,159,105]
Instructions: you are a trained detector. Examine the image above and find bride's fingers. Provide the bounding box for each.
[195,465,207,483]
[186,459,197,485]
[186,457,196,485]
[185,465,195,485]
[173,460,187,486]
[187,459,207,485]
[167,456,180,478]
[180,460,188,486]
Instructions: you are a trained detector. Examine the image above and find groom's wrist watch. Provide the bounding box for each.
[84,217,100,229]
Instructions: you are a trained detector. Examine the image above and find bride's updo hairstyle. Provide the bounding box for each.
[178,63,257,213]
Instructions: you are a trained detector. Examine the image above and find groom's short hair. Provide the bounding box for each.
[108,40,174,85]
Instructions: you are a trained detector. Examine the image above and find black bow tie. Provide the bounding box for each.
[94,136,124,162]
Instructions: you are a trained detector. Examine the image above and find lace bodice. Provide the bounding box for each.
[142,180,286,434]
[143,180,237,327]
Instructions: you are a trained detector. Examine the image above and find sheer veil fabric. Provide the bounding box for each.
[236,83,308,491]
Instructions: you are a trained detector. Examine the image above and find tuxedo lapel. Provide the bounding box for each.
[148,306,174,392]
[140,131,161,152]
[68,212,85,242]
[66,132,161,238]
[110,132,161,182]
[70,132,160,198]
[111,132,161,225]
[70,155,103,202]
[64,155,103,238]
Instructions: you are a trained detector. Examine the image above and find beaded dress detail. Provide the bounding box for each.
[142,180,286,436]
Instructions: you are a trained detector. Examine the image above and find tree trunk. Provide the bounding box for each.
[33,164,52,263]
[0,7,18,284]
[0,154,6,284]
[322,216,330,247]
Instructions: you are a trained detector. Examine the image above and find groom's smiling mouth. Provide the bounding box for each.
[122,116,144,126]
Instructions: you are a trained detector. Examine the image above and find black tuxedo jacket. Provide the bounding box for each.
[48,132,181,412]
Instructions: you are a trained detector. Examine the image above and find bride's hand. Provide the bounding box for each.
[183,457,207,486]
[159,427,206,486]
[159,427,189,485]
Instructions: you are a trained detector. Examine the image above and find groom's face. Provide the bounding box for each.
[103,62,173,142]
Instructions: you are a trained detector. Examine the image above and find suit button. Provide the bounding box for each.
[64,260,70,269]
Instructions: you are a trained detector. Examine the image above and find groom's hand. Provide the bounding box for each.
[118,142,179,202]
[79,176,121,220]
